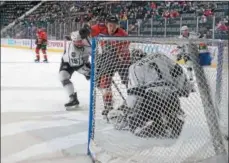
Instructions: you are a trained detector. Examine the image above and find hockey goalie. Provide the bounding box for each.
[108,49,193,139]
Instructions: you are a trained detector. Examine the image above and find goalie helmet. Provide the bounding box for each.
[131,49,147,63]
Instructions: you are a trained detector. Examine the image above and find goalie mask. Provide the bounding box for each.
[131,49,147,63]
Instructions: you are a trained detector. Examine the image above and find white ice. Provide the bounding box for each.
[1,47,92,163]
[91,60,228,163]
[1,47,227,163]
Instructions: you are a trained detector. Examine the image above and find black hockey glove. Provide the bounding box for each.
[79,24,91,39]
[85,74,90,80]
[85,62,91,69]
[64,35,71,40]
[84,62,91,80]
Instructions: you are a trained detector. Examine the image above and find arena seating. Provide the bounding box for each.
[1,1,40,28]
[1,1,228,40]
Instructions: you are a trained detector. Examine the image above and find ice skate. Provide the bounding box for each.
[65,92,79,111]
[43,58,48,63]
[34,57,40,63]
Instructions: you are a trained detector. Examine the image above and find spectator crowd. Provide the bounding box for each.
[1,1,228,39]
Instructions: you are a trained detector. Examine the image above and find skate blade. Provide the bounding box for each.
[65,105,79,111]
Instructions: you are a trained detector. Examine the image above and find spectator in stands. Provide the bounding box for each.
[199,15,207,24]
[2,1,228,40]
[203,9,214,17]
[120,12,128,30]
[216,20,228,39]
[216,21,228,32]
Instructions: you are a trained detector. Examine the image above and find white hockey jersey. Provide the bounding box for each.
[127,53,190,108]
[178,31,200,39]
[62,41,91,67]
[176,32,201,61]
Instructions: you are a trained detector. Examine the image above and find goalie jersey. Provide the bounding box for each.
[127,53,192,108]
[129,53,191,99]
[62,41,91,68]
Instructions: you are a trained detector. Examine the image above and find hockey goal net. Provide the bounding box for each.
[88,37,228,163]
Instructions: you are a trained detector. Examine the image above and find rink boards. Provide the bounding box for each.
[1,38,221,68]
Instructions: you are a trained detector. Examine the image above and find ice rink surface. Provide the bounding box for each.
[1,47,227,163]
[1,47,92,163]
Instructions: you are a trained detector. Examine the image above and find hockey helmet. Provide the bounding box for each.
[180,26,189,37]
[180,26,189,32]
[131,49,147,63]
[106,15,119,24]
[71,31,84,47]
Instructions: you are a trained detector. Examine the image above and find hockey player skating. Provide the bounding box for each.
[59,31,91,111]
[35,28,48,62]
[80,15,130,117]
[108,49,193,139]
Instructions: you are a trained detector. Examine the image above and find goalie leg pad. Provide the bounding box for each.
[128,91,184,138]
[163,94,185,138]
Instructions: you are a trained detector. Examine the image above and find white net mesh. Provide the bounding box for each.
[88,37,228,163]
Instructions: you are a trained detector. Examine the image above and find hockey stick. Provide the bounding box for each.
[102,80,126,123]
[112,79,126,101]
